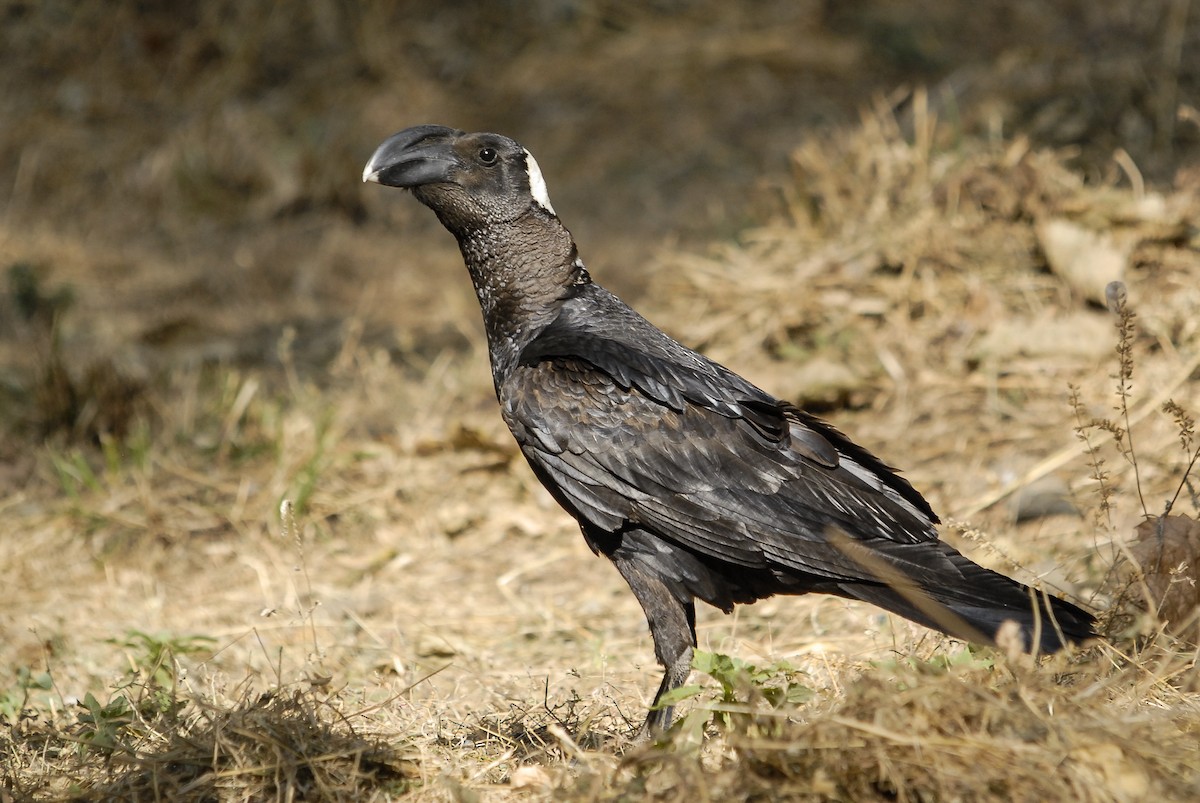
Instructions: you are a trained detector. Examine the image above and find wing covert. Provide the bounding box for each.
[503,342,944,587]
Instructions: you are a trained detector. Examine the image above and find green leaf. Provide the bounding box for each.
[653,684,704,708]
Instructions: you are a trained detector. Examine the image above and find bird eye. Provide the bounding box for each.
[478,147,498,165]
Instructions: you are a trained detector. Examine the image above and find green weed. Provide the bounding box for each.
[657,650,812,746]
[0,667,54,723]
[106,630,216,718]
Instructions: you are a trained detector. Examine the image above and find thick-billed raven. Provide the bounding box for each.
[363,125,1096,733]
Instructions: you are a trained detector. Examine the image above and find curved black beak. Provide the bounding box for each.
[362,125,464,187]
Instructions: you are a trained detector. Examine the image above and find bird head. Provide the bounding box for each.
[363,125,557,231]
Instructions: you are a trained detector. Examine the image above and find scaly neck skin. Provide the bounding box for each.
[451,213,586,389]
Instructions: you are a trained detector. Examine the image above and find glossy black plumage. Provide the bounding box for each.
[364,125,1096,734]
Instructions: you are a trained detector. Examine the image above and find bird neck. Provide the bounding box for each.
[454,214,586,379]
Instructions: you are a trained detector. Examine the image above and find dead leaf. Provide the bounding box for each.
[1066,742,1150,801]
[510,765,552,789]
[1126,514,1200,632]
[1036,218,1131,306]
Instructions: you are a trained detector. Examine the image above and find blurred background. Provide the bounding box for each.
[2,0,1197,450]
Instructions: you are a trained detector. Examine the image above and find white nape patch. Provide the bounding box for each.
[523,149,556,216]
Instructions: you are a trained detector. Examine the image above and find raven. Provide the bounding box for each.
[363,125,1096,733]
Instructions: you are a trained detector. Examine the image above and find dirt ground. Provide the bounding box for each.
[2,1,1200,800]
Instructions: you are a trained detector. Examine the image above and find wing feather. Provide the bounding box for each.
[505,301,947,590]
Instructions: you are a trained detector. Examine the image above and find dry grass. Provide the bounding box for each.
[608,640,1200,802]
[4,686,420,800]
[4,1,1200,800]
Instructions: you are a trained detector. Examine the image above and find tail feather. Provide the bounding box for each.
[839,564,1097,654]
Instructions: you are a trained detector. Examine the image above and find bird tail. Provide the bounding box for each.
[839,560,1097,654]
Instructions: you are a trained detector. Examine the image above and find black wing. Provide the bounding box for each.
[502,288,955,594]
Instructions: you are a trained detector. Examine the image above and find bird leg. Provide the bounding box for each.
[610,553,697,737]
